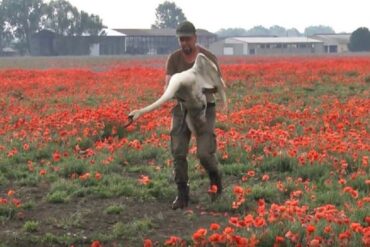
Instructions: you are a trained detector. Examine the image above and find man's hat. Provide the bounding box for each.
[176,21,196,37]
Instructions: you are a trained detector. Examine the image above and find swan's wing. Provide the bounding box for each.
[194,53,227,104]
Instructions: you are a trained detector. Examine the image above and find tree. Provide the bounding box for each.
[0,0,105,55]
[44,0,79,35]
[304,25,335,36]
[44,0,104,36]
[269,25,287,37]
[75,11,105,35]
[286,28,302,37]
[0,2,12,52]
[246,25,270,36]
[216,26,304,38]
[0,3,4,50]
[216,28,248,37]
[2,0,47,54]
[152,1,187,29]
[348,27,370,52]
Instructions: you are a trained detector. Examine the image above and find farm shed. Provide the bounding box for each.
[209,37,325,56]
[113,28,217,55]
[30,28,217,56]
[311,34,351,53]
[30,29,126,56]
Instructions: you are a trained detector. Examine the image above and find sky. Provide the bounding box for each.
[67,0,369,33]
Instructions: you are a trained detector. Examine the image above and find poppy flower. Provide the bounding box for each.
[210,223,220,231]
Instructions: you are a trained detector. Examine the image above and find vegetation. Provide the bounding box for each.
[151,1,187,29]
[0,0,104,54]
[216,25,335,37]
[349,27,370,52]
[0,56,369,246]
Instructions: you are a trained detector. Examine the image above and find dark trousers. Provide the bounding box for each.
[170,103,219,184]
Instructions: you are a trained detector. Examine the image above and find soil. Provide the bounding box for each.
[1,182,228,247]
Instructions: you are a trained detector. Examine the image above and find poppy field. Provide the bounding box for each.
[0,55,369,247]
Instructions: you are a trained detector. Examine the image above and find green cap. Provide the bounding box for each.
[176,21,196,36]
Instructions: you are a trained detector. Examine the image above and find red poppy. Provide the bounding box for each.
[306,225,316,234]
[192,228,207,242]
[208,185,218,194]
[138,175,151,185]
[143,239,153,247]
[90,240,102,247]
[208,233,222,243]
[210,223,220,231]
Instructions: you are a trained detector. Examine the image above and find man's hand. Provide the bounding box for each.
[128,109,142,121]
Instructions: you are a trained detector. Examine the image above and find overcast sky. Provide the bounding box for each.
[67,0,369,33]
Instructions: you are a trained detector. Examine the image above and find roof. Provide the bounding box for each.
[33,29,56,36]
[113,28,215,37]
[2,47,17,52]
[311,34,351,44]
[99,28,126,36]
[226,37,323,44]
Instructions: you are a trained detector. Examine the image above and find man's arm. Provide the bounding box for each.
[165,53,175,91]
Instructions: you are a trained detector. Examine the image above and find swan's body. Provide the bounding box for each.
[129,53,227,133]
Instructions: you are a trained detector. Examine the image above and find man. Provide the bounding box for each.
[166,21,226,210]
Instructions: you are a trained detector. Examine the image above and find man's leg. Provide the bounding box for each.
[170,104,191,209]
[194,104,222,198]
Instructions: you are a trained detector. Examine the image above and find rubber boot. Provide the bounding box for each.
[208,171,222,201]
[171,182,189,210]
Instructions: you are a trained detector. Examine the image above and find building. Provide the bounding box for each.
[209,37,325,56]
[311,34,351,53]
[30,28,217,56]
[30,29,58,56]
[30,29,126,56]
[113,28,217,55]
[1,47,18,57]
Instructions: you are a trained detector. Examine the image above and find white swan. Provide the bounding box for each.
[128,53,227,133]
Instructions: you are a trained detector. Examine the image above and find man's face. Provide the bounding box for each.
[179,35,196,55]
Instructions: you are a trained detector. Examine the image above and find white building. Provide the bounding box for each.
[209,37,324,56]
[311,34,351,53]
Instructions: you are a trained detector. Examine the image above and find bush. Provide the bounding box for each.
[23,221,39,232]
[365,74,370,83]
[349,27,370,52]
[260,155,296,173]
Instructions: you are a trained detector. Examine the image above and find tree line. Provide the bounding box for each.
[154,1,370,52]
[150,1,339,37]
[217,25,337,37]
[0,0,105,55]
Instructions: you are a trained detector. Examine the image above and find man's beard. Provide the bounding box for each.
[182,46,193,55]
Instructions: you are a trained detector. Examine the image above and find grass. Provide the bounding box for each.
[59,158,88,178]
[249,183,283,203]
[0,204,16,221]
[365,74,370,83]
[40,233,77,246]
[104,204,126,215]
[293,163,330,182]
[222,162,253,176]
[47,190,71,203]
[51,210,90,229]
[259,155,296,173]
[112,218,154,239]
[23,220,39,232]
